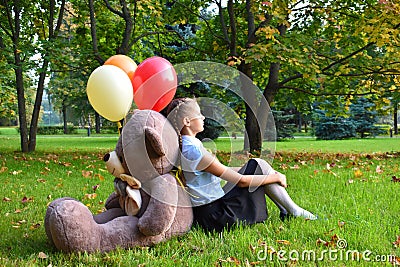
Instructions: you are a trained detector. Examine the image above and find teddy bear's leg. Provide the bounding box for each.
[44,197,76,247]
[104,191,121,210]
[47,198,157,253]
[47,198,103,252]
[93,208,126,224]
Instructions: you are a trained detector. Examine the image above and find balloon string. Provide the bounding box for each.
[172,167,199,199]
[117,121,123,135]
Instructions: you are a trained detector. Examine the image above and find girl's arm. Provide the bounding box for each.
[197,152,287,188]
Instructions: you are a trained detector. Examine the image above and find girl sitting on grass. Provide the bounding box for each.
[166,97,317,232]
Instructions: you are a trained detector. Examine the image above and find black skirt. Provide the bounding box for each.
[192,159,268,232]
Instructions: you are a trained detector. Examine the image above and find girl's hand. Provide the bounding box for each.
[275,172,287,188]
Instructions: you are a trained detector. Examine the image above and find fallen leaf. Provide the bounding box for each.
[3,197,11,202]
[21,196,34,203]
[38,252,48,259]
[389,256,400,266]
[276,239,291,245]
[0,166,8,173]
[95,173,105,181]
[316,237,328,246]
[82,170,93,178]
[375,165,383,174]
[290,164,300,170]
[354,169,363,178]
[326,163,331,170]
[84,193,97,200]
[392,176,400,183]
[393,236,400,248]
[92,184,100,192]
[30,223,41,230]
[316,234,338,247]
[217,257,240,265]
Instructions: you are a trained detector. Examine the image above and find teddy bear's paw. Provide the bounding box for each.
[104,191,121,210]
[48,199,102,253]
[44,197,77,247]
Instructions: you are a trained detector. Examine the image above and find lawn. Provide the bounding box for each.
[0,131,399,266]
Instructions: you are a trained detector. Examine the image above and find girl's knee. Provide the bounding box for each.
[251,158,273,174]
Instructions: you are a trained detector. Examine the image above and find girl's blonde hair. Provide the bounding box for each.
[166,97,198,134]
[166,97,198,186]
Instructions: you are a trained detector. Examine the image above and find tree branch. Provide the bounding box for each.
[172,0,226,43]
[215,0,230,45]
[280,85,399,97]
[279,72,303,86]
[227,0,237,55]
[103,0,124,17]
[322,42,375,72]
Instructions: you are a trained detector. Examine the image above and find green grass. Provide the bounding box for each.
[0,132,399,266]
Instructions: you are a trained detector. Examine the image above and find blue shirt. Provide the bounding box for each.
[181,135,225,206]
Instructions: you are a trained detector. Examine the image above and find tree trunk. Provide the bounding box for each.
[95,112,101,133]
[11,1,29,152]
[62,99,68,134]
[394,102,398,135]
[28,59,49,151]
[15,63,29,152]
[239,62,262,154]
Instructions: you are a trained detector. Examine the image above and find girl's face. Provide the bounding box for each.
[182,102,205,136]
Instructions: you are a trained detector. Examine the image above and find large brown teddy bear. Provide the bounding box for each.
[44,110,193,253]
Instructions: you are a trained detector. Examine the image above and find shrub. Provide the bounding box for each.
[37,125,78,135]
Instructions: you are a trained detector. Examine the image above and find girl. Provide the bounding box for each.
[166,98,317,232]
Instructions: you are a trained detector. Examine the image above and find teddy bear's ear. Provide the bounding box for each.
[144,126,165,156]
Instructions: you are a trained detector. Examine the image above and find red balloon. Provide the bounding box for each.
[132,56,177,112]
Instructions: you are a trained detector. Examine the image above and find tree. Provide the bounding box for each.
[0,54,17,125]
[349,97,382,138]
[164,0,400,153]
[0,0,65,152]
[271,110,296,140]
[313,108,356,140]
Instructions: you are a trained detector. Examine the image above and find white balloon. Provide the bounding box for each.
[86,65,133,122]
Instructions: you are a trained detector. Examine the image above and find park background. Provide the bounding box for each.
[1,0,400,266]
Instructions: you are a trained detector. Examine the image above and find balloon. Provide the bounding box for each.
[132,56,177,112]
[86,65,133,122]
[104,55,137,81]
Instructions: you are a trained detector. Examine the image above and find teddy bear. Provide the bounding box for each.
[44,109,193,253]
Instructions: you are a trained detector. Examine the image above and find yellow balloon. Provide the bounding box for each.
[86,65,133,122]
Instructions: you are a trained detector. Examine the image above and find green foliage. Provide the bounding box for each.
[196,118,224,140]
[0,135,399,266]
[272,110,296,140]
[314,109,357,140]
[2,0,400,151]
[349,97,384,138]
[37,125,78,135]
[314,97,388,140]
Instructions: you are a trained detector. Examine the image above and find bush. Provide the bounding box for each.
[272,110,296,140]
[196,118,224,140]
[99,125,119,134]
[37,125,78,135]
[314,117,357,140]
